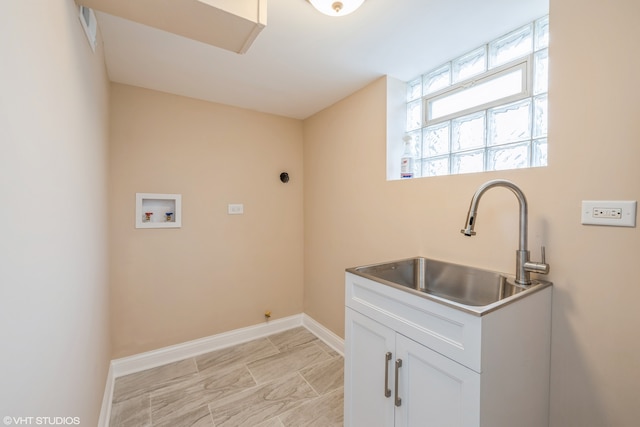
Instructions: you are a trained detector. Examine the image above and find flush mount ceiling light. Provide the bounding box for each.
[308,0,365,16]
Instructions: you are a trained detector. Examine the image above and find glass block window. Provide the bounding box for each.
[404,15,549,178]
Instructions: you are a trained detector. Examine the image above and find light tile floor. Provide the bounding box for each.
[109,327,344,427]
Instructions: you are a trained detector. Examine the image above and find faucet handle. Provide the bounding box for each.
[524,246,550,275]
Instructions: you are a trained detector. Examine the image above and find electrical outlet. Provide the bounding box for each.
[592,208,621,219]
[581,200,636,227]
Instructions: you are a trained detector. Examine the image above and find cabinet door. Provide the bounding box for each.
[395,334,480,427]
[345,308,396,427]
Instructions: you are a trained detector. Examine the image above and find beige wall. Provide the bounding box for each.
[303,0,640,425]
[109,84,304,358]
[0,0,111,423]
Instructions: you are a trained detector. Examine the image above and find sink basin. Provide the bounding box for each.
[347,257,551,315]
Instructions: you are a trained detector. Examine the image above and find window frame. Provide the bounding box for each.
[397,15,549,180]
[424,56,532,127]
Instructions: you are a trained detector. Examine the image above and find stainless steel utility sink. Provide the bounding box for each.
[347,257,551,315]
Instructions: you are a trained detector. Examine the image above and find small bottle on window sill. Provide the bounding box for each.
[400,135,415,179]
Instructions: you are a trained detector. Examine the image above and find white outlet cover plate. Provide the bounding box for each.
[581,200,637,227]
[228,203,244,215]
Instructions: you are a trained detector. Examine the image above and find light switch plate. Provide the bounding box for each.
[228,204,244,215]
[581,200,636,227]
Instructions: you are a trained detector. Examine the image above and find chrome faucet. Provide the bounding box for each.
[461,179,549,285]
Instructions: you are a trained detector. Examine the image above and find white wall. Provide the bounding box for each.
[0,1,111,424]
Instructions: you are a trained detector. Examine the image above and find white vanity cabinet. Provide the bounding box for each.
[344,272,552,427]
[346,308,480,427]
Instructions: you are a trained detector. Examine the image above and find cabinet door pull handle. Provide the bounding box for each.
[394,358,403,407]
[384,352,392,398]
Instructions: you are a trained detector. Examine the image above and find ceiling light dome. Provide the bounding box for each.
[308,0,365,16]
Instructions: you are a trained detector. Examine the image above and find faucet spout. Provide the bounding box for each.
[460,179,548,285]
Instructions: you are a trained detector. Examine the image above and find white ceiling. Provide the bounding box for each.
[96,0,548,120]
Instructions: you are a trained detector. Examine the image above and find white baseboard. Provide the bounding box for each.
[111,314,304,378]
[302,313,344,356]
[97,364,114,427]
[98,313,344,425]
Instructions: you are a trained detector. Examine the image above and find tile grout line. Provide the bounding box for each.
[271,372,322,426]
[208,403,216,427]
[313,340,338,359]
[245,361,260,386]
[243,337,282,387]
[147,394,152,427]
[190,356,200,373]
[297,370,321,397]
